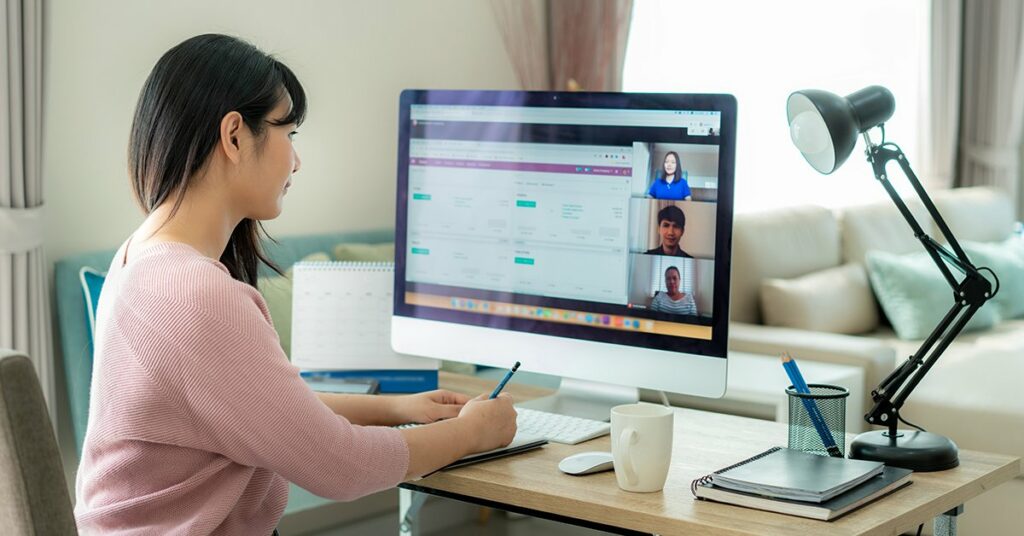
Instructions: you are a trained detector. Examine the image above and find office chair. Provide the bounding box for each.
[0,350,77,535]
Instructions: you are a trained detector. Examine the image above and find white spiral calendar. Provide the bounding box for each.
[290,261,438,372]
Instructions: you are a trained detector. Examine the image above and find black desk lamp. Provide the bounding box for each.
[785,86,998,472]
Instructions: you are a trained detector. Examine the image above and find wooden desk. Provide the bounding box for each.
[399,372,1021,535]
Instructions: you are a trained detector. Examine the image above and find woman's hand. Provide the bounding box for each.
[390,389,472,425]
[458,393,518,453]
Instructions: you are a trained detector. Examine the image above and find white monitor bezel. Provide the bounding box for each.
[392,90,735,398]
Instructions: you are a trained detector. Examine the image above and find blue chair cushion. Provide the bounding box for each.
[79,267,106,351]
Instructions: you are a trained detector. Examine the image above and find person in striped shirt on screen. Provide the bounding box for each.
[649,265,698,316]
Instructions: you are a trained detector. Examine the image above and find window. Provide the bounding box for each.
[623,0,930,212]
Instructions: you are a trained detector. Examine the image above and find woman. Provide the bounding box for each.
[74,34,517,535]
[650,266,698,316]
[646,151,692,200]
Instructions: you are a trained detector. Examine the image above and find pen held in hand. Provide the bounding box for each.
[490,361,521,399]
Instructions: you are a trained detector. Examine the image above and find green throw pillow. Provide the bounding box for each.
[258,251,331,358]
[332,242,395,262]
[962,237,1024,319]
[865,250,1001,340]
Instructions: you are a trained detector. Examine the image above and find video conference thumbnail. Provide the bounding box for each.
[632,142,720,202]
[623,140,719,321]
[627,254,714,318]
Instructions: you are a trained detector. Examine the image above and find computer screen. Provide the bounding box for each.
[393,91,735,399]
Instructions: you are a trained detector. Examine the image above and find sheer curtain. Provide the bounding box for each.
[920,0,962,190]
[491,0,634,91]
[1,0,53,418]
[956,0,1024,216]
[623,0,929,212]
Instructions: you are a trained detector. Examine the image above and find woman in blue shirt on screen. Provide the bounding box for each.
[647,151,692,200]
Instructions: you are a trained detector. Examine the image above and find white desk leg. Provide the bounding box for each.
[934,505,963,536]
[399,488,428,536]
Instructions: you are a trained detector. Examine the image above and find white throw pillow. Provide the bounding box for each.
[760,264,879,334]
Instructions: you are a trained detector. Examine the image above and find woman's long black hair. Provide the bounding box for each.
[128,34,307,286]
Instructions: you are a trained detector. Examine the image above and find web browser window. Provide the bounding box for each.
[401,102,726,343]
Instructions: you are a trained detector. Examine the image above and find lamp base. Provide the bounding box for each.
[849,430,959,472]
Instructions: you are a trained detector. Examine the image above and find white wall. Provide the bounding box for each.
[43,0,519,264]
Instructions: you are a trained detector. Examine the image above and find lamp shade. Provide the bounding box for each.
[787,86,895,174]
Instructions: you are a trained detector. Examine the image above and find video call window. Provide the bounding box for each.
[632,142,720,202]
[628,199,717,260]
[627,254,714,320]
[402,103,724,341]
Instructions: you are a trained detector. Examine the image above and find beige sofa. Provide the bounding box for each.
[727,186,1023,535]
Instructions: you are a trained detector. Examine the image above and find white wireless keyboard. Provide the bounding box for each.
[515,407,611,445]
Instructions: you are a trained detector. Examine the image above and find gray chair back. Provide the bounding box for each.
[0,350,77,535]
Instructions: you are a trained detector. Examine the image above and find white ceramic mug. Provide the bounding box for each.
[610,403,674,492]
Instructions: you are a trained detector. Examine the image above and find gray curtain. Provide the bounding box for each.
[1,0,52,418]
[491,0,634,92]
[956,0,1024,216]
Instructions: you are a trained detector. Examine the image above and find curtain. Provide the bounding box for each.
[956,0,1024,216]
[919,0,962,190]
[1,0,52,418]
[491,0,634,92]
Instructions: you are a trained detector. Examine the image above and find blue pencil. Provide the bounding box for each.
[490,361,520,399]
[782,353,843,458]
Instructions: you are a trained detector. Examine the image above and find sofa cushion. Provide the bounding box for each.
[962,237,1024,319]
[931,186,1015,244]
[760,264,878,334]
[840,198,929,265]
[865,250,1000,340]
[333,242,395,262]
[901,348,1024,460]
[730,205,841,324]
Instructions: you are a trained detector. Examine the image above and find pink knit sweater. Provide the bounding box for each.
[74,241,409,535]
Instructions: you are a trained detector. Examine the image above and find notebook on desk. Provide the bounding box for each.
[691,446,913,521]
[396,423,547,473]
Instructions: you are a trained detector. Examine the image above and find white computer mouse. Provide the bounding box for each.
[558,451,615,476]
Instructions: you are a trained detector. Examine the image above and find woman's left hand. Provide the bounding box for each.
[391,389,472,425]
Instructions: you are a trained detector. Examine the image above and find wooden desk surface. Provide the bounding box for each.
[408,372,1022,536]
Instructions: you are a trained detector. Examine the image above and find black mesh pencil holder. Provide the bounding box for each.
[786,384,848,457]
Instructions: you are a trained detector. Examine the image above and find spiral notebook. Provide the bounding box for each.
[691,447,912,521]
[291,261,438,392]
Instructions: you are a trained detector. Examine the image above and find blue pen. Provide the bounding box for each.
[782,353,843,458]
[490,361,521,399]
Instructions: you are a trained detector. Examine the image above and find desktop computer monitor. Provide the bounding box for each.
[392,90,736,418]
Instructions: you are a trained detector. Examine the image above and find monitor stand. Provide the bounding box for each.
[516,377,639,422]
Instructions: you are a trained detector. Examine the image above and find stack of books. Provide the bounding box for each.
[691,447,913,521]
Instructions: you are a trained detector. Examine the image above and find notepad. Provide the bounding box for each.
[690,446,913,521]
[694,464,912,521]
[694,447,884,503]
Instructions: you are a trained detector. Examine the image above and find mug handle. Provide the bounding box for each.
[614,427,639,486]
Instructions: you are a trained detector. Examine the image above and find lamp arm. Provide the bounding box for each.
[866,142,985,286]
[860,139,994,437]
[866,301,977,436]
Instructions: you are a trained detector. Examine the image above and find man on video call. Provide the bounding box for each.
[644,205,693,258]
